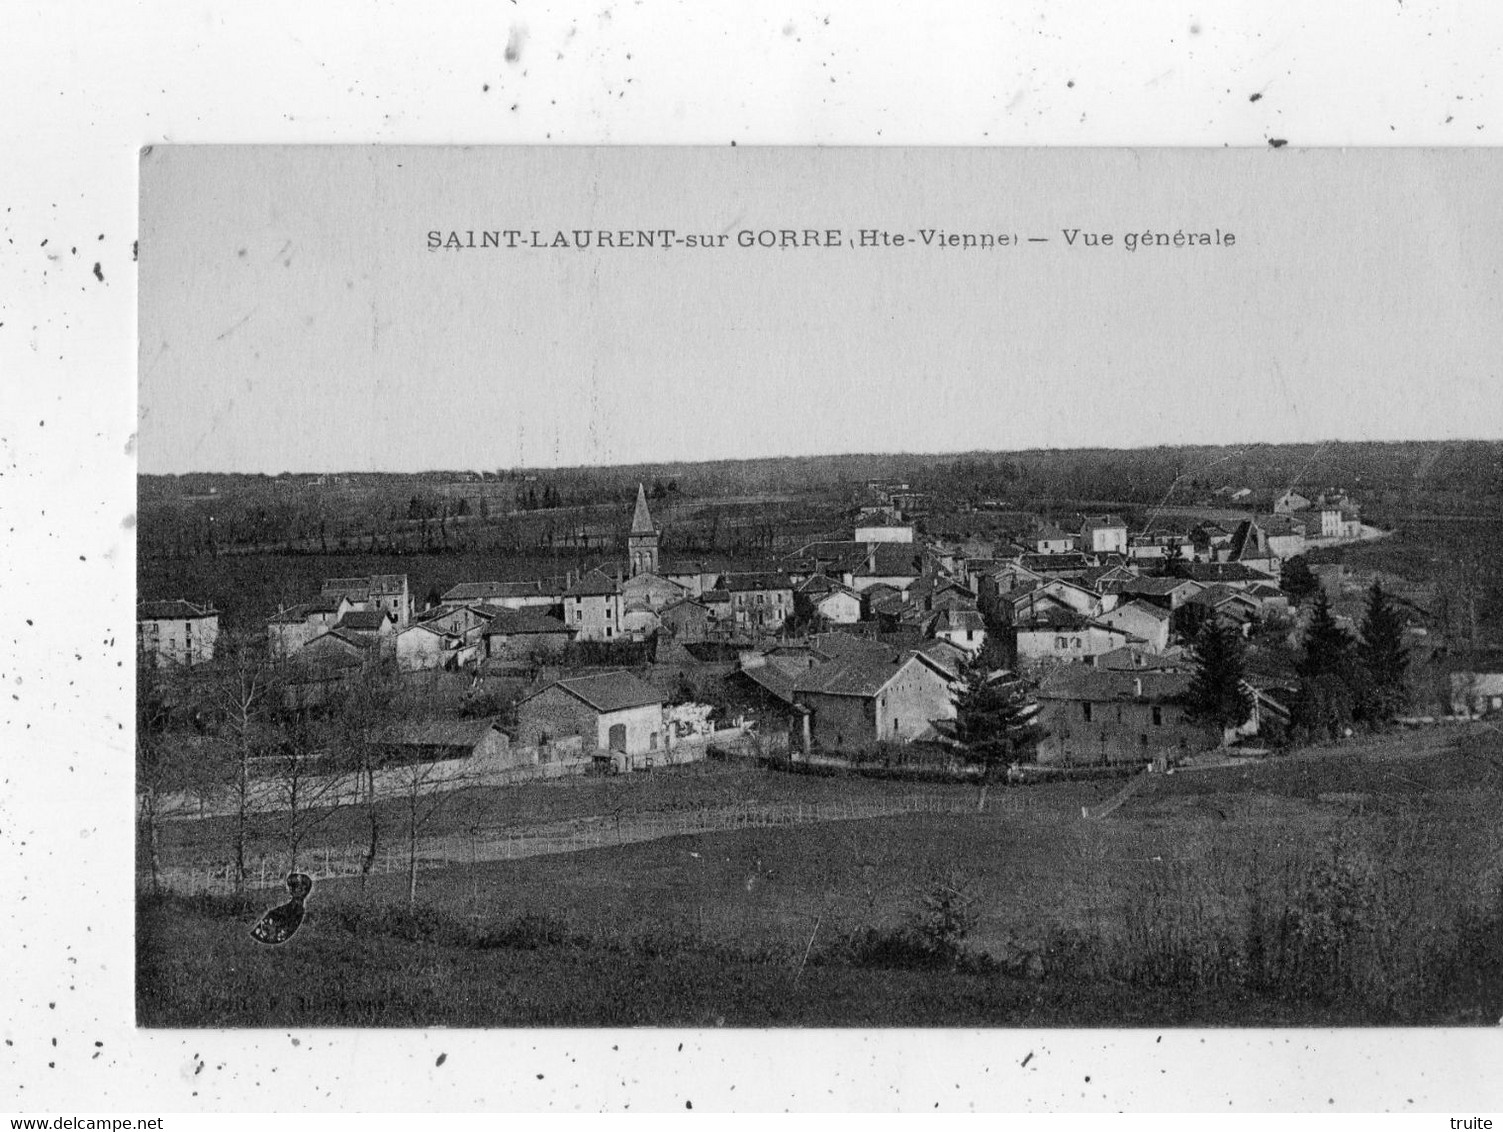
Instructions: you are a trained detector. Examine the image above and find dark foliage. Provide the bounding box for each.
[1356,581,1411,724]
[1281,555,1320,604]
[1292,591,1360,741]
[1184,620,1252,735]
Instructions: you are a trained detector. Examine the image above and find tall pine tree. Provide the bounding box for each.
[1185,619,1253,743]
[955,664,1038,811]
[1293,590,1360,741]
[1357,580,1410,724]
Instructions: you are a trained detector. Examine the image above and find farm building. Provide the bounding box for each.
[365,718,511,765]
[1034,668,1220,767]
[792,651,956,752]
[481,608,574,662]
[513,670,666,770]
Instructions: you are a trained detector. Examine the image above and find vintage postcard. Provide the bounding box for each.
[135,146,1503,1030]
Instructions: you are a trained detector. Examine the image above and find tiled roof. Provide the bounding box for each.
[483,609,572,636]
[721,572,794,593]
[1021,553,1092,572]
[442,579,555,603]
[334,610,392,632]
[567,569,622,597]
[1176,563,1277,584]
[794,655,907,698]
[1105,599,1172,622]
[1119,576,1203,597]
[138,599,216,620]
[931,609,985,633]
[1038,667,1192,703]
[546,670,662,713]
[1093,646,1189,672]
[1079,514,1128,532]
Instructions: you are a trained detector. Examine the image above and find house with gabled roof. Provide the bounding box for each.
[1173,561,1279,590]
[439,579,562,611]
[926,608,987,657]
[323,573,411,626]
[797,574,863,626]
[137,599,220,668]
[268,592,358,656]
[1095,599,1172,653]
[1020,552,1094,580]
[1014,610,1138,666]
[1273,490,1312,515]
[792,650,956,752]
[1078,515,1130,555]
[396,619,471,672]
[331,609,398,658]
[1033,525,1078,555]
[656,596,713,642]
[563,568,624,642]
[1227,518,1281,579]
[514,670,666,769]
[717,572,795,634]
[1034,668,1219,766]
[481,608,574,662]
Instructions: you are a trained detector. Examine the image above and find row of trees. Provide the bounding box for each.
[138,638,486,907]
[1183,581,1412,743]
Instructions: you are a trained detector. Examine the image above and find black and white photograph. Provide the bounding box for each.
[133,145,1503,1031]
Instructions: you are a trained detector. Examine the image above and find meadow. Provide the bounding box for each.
[139,726,1503,1027]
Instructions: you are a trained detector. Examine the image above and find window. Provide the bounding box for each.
[605,627,613,638]
[1082,702,1093,722]
[1072,638,1082,649]
[1152,706,1164,726]
[1056,636,1068,649]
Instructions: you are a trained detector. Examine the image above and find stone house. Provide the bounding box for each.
[137,600,220,668]
[563,569,625,642]
[323,574,411,627]
[1094,599,1172,653]
[658,597,713,641]
[481,609,574,662]
[331,609,398,659]
[719,572,795,634]
[1078,515,1130,555]
[513,670,666,770]
[927,608,986,657]
[439,579,563,611]
[792,651,956,752]
[268,593,358,656]
[396,621,469,671]
[1034,668,1220,766]
[1015,614,1136,665]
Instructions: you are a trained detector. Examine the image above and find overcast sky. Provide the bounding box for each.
[138,146,1503,474]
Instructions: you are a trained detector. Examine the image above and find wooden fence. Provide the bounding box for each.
[144,790,1016,897]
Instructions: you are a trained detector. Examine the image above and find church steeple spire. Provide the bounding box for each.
[628,483,660,577]
[631,482,656,537]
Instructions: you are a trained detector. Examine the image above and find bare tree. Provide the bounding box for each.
[262,705,354,875]
[201,632,286,895]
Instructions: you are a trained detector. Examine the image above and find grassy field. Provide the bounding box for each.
[140,727,1503,1026]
